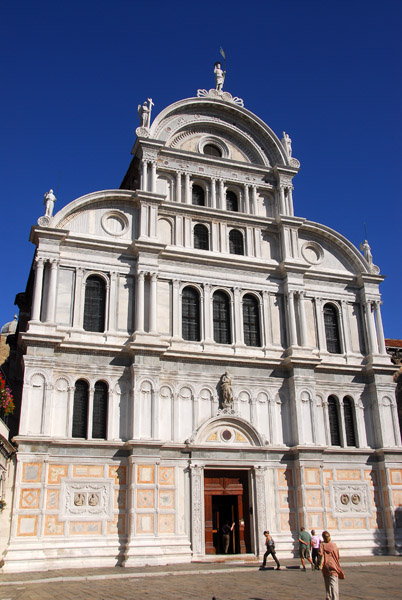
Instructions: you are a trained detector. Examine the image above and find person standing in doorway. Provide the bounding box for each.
[260,531,280,570]
[311,529,322,569]
[298,527,314,570]
[221,520,235,554]
[319,531,345,600]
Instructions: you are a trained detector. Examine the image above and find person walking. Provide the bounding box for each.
[298,527,314,570]
[319,530,345,600]
[311,529,322,570]
[260,531,280,570]
[221,520,235,554]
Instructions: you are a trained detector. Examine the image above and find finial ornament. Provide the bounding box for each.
[136,98,154,138]
[38,189,56,226]
[360,239,380,274]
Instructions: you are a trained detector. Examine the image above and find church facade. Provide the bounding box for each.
[4,78,402,572]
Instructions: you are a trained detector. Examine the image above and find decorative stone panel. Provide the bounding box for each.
[60,480,114,521]
[330,482,370,515]
[22,463,42,482]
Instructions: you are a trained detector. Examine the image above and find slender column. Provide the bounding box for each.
[185,173,191,204]
[233,287,243,344]
[45,259,59,323]
[149,205,157,238]
[279,186,286,214]
[355,400,367,448]
[176,171,182,203]
[31,257,45,321]
[150,161,157,193]
[152,385,159,439]
[341,300,351,355]
[298,291,308,347]
[374,301,387,354]
[314,297,325,351]
[288,186,294,216]
[262,290,272,348]
[140,203,148,237]
[135,271,145,332]
[219,179,225,210]
[172,279,180,338]
[210,178,217,209]
[338,400,346,447]
[73,267,84,328]
[243,184,250,214]
[87,386,94,439]
[287,291,297,347]
[107,385,115,440]
[149,273,158,333]
[251,185,257,215]
[108,271,117,332]
[203,284,212,341]
[67,386,75,437]
[365,301,378,354]
[190,465,205,557]
[141,160,148,191]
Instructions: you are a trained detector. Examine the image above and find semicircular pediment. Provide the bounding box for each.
[187,415,266,447]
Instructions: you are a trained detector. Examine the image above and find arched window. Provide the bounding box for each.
[72,379,89,438]
[243,294,261,347]
[192,184,205,206]
[92,381,108,439]
[182,287,201,342]
[324,304,341,354]
[83,275,106,332]
[203,144,222,157]
[328,395,341,446]
[343,397,356,446]
[226,190,238,212]
[213,291,231,344]
[194,224,209,250]
[229,229,244,255]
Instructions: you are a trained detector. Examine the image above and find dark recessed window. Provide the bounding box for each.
[72,379,89,438]
[83,275,106,332]
[213,291,231,345]
[92,381,108,439]
[192,184,205,206]
[229,229,244,255]
[203,144,222,157]
[194,224,209,250]
[343,397,356,446]
[182,286,201,341]
[328,395,341,446]
[226,190,238,212]
[324,304,341,354]
[243,294,261,347]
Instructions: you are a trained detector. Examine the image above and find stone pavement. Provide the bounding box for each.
[0,556,401,600]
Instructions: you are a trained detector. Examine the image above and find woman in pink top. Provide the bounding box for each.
[319,531,345,600]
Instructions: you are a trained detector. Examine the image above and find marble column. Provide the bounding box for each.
[87,386,94,439]
[374,301,387,355]
[108,271,117,333]
[287,291,298,347]
[298,291,308,347]
[149,273,158,333]
[279,186,286,214]
[185,173,191,204]
[176,171,182,203]
[210,178,216,209]
[251,185,257,215]
[31,257,45,322]
[172,279,180,338]
[150,161,157,193]
[365,301,378,354]
[219,179,225,210]
[341,300,351,355]
[141,160,148,191]
[73,267,84,328]
[314,297,325,351]
[233,287,243,345]
[203,284,212,341]
[45,259,59,323]
[135,271,145,333]
[243,184,250,214]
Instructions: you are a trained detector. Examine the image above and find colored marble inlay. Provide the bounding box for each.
[159,514,175,534]
[280,512,296,531]
[47,464,68,484]
[44,515,64,536]
[136,513,154,534]
[392,490,402,506]
[46,490,59,509]
[107,514,126,535]
[17,515,38,536]
[137,465,155,484]
[109,465,127,485]
[20,489,40,509]
[305,468,320,485]
[159,467,174,486]
[278,469,293,486]
[390,469,402,485]
[22,463,41,483]
[137,489,154,508]
[279,490,294,509]
[364,470,377,485]
[72,465,103,478]
[326,515,338,530]
[341,517,365,529]
[306,490,322,508]
[336,470,361,481]
[114,490,126,509]
[323,470,333,486]
[70,521,102,535]
[308,513,323,529]
[159,490,174,509]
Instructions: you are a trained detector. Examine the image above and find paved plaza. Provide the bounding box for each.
[0,557,401,600]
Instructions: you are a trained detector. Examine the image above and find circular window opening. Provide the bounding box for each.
[203,144,222,157]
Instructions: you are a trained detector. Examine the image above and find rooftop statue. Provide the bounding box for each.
[360,239,380,274]
[214,61,226,92]
[43,189,56,218]
[282,132,292,157]
[137,98,154,129]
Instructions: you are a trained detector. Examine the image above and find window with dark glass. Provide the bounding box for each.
[83,275,106,332]
[194,224,209,250]
[182,287,201,342]
[324,304,341,354]
[243,294,261,347]
[343,397,356,446]
[213,291,231,344]
[226,190,238,212]
[229,229,244,255]
[328,395,341,446]
[72,379,89,438]
[203,144,221,157]
[92,381,108,439]
[192,184,205,206]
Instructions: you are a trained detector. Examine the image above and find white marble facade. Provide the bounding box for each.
[4,90,401,572]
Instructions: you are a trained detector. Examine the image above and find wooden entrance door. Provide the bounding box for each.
[204,469,251,555]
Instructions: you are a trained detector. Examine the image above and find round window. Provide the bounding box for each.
[203,144,222,157]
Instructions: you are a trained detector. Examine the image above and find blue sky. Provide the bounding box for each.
[1,0,401,337]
